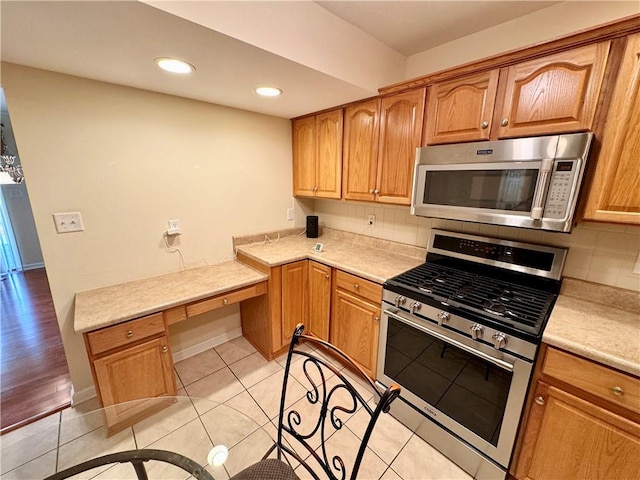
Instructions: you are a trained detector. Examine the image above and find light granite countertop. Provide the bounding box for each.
[74,261,268,333]
[543,278,640,377]
[234,231,425,284]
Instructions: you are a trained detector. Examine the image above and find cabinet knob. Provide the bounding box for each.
[161,346,168,353]
[223,298,228,305]
[126,330,133,338]
[374,316,380,322]
[325,274,330,279]
[534,396,545,406]
[481,121,489,129]
[354,284,359,289]
[373,189,380,195]
[501,118,509,127]
[369,189,375,194]
[612,386,624,396]
[313,186,318,192]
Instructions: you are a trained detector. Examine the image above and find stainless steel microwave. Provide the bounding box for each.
[411,132,593,232]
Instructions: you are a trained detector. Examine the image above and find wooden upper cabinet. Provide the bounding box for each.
[343,98,381,202]
[292,109,342,199]
[315,110,343,198]
[582,33,640,225]
[292,116,316,197]
[498,42,610,138]
[377,88,426,205]
[425,70,499,145]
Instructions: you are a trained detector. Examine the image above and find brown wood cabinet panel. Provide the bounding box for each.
[331,289,380,378]
[281,260,308,347]
[292,116,316,197]
[342,98,381,201]
[583,33,640,224]
[515,382,640,480]
[543,347,640,416]
[86,312,165,356]
[334,270,382,305]
[185,282,267,317]
[316,110,343,199]
[498,42,610,138]
[307,261,331,341]
[377,88,426,205]
[425,71,499,144]
[164,305,187,325]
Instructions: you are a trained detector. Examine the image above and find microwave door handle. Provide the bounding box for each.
[531,159,554,220]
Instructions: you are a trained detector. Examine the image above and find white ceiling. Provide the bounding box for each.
[0,1,576,119]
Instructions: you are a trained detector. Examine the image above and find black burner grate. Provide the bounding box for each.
[387,263,555,334]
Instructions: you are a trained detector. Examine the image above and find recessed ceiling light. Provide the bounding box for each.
[255,86,283,97]
[155,57,195,74]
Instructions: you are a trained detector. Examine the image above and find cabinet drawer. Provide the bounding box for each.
[186,281,267,317]
[335,270,381,304]
[87,312,165,356]
[543,347,640,416]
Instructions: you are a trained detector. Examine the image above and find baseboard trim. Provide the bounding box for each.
[71,384,97,405]
[22,262,45,271]
[172,327,243,363]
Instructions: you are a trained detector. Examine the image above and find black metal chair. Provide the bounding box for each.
[44,449,213,480]
[230,324,401,480]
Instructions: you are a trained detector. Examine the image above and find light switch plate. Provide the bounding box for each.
[53,212,84,233]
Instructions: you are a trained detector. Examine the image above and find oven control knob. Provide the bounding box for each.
[394,296,407,307]
[437,311,450,325]
[470,323,483,340]
[492,332,507,350]
[409,302,422,314]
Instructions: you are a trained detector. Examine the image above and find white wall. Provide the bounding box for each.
[1,63,294,396]
[313,199,640,292]
[406,1,640,79]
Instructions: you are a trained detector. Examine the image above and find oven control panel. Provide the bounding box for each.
[543,160,578,219]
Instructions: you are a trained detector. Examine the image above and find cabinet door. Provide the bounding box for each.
[425,71,498,145]
[583,33,640,224]
[307,261,331,341]
[292,116,317,197]
[331,289,380,378]
[94,336,176,433]
[282,260,308,347]
[376,88,426,205]
[515,381,640,480]
[316,110,343,199]
[343,98,381,201]
[498,42,610,138]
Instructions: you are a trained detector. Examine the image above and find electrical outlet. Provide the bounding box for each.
[167,219,181,235]
[368,215,375,227]
[286,208,294,221]
[53,212,84,233]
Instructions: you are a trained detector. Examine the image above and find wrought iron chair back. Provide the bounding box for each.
[270,323,401,480]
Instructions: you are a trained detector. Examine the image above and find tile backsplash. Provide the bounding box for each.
[312,199,640,292]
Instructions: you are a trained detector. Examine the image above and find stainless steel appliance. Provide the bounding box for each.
[411,132,593,232]
[376,229,567,479]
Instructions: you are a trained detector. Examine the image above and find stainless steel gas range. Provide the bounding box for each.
[376,229,567,479]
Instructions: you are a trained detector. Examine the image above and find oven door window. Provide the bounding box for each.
[385,317,512,446]
[422,167,539,212]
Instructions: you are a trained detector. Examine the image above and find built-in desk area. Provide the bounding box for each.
[74,260,267,433]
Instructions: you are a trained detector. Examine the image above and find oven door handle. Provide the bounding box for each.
[384,309,514,372]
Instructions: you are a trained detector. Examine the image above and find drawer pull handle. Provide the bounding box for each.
[612,386,624,396]
[161,346,168,353]
[223,298,228,305]
[534,396,545,406]
[126,330,133,338]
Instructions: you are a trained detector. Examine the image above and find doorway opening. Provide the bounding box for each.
[0,88,71,434]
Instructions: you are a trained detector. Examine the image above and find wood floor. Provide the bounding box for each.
[0,268,71,434]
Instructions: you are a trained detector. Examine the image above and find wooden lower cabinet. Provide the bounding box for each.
[281,260,308,347]
[513,346,640,480]
[84,312,176,434]
[307,260,331,341]
[330,271,382,378]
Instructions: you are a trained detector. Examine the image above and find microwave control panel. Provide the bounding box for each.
[544,160,578,219]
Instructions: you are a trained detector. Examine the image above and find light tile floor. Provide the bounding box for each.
[0,335,471,480]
